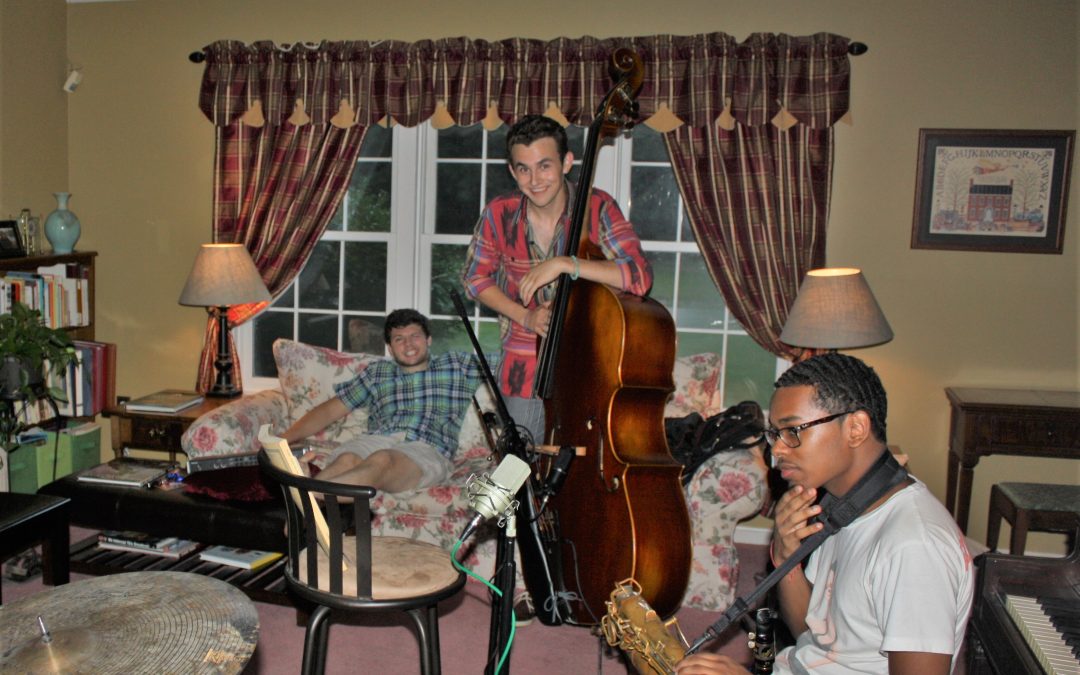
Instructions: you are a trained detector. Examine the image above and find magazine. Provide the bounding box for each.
[97,532,201,559]
[77,459,170,488]
[124,389,205,414]
[199,545,283,571]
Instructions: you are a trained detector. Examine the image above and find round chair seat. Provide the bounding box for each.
[296,535,461,599]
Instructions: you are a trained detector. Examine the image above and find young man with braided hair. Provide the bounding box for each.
[677,353,973,675]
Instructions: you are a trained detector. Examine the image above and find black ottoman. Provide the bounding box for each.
[39,465,287,552]
[0,492,70,604]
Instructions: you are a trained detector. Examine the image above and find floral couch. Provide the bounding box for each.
[181,339,766,612]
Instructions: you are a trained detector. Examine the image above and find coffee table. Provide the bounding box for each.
[0,492,70,604]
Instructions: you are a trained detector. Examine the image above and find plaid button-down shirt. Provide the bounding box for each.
[333,352,487,458]
[461,183,652,399]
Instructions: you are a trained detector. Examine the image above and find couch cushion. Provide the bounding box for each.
[273,339,379,445]
[665,352,724,419]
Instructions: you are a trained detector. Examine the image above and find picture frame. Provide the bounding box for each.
[911,129,1074,254]
[0,220,27,258]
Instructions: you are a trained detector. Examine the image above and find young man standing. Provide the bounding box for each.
[283,309,485,493]
[677,353,973,675]
[461,114,653,443]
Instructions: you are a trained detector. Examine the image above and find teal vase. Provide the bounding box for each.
[44,192,81,254]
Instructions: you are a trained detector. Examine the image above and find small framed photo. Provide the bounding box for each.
[911,129,1074,254]
[0,220,26,258]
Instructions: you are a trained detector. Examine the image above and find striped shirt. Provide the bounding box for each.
[333,352,487,458]
[461,182,652,398]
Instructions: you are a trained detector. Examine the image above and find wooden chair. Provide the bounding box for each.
[256,443,465,675]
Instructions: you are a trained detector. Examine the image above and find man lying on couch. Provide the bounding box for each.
[282,308,488,493]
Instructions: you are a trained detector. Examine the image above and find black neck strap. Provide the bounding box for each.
[685,449,909,655]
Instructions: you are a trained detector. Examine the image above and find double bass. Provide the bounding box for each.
[531,48,691,625]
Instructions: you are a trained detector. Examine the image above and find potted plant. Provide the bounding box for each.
[1,303,78,452]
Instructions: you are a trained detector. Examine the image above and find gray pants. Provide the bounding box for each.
[505,396,545,447]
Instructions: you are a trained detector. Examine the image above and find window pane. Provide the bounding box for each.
[342,316,385,354]
[681,208,694,243]
[644,250,675,309]
[677,252,726,330]
[566,125,586,157]
[343,242,386,311]
[630,165,679,241]
[271,283,294,308]
[360,124,392,158]
[438,124,482,158]
[430,243,470,316]
[346,162,392,232]
[485,165,516,205]
[674,331,722,358]
[724,334,775,409]
[298,312,338,350]
[252,310,294,377]
[428,318,501,356]
[488,125,508,160]
[632,125,668,162]
[436,163,482,234]
[298,241,340,310]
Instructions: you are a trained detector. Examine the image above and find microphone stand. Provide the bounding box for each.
[449,290,529,675]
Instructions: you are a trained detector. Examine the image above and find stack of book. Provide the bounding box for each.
[123,389,204,414]
[0,262,90,329]
[199,545,283,572]
[97,531,201,559]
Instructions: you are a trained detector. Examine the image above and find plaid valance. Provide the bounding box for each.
[197,32,851,130]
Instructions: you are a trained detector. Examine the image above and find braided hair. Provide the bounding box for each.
[775,352,888,443]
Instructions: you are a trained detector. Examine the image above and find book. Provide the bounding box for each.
[97,531,201,559]
[199,545,283,571]
[258,425,337,564]
[124,389,205,414]
[77,459,170,488]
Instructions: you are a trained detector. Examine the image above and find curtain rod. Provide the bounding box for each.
[188,41,869,63]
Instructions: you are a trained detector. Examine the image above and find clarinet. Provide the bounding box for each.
[748,608,777,674]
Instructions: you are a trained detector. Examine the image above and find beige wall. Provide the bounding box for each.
[57,0,1078,550]
[0,0,68,219]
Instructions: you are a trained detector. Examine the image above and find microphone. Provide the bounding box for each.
[538,445,574,511]
[458,454,531,543]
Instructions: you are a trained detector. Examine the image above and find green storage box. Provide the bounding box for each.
[8,442,47,493]
[40,423,101,483]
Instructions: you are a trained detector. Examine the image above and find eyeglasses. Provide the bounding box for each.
[764,411,855,449]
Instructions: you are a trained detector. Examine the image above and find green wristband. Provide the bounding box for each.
[570,255,580,280]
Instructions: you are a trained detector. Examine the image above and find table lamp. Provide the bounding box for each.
[179,244,270,397]
[780,268,893,352]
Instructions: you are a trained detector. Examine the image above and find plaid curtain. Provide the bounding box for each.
[664,34,850,358]
[196,33,851,387]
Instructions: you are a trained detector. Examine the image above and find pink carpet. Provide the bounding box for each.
[4,530,765,674]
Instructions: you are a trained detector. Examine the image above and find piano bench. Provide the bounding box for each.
[986,482,1080,555]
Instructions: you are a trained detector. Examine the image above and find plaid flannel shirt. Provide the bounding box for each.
[333,352,487,459]
[461,183,652,399]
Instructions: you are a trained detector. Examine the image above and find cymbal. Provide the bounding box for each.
[0,571,259,674]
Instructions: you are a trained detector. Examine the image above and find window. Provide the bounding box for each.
[238,123,780,409]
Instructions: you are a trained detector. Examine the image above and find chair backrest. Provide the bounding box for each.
[258,425,334,556]
[257,443,377,598]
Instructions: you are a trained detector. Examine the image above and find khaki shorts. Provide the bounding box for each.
[327,432,452,489]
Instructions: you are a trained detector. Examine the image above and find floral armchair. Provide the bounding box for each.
[181,339,766,612]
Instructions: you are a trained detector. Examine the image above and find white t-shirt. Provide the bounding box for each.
[774,479,975,674]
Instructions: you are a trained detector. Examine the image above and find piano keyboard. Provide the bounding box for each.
[1005,594,1080,675]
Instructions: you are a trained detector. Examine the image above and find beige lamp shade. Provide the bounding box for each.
[780,268,893,349]
[178,244,271,307]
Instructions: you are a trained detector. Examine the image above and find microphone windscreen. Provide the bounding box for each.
[491,454,530,496]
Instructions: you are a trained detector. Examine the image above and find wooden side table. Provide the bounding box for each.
[102,396,233,462]
[944,387,1080,534]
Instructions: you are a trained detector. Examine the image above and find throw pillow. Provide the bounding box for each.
[665,352,723,419]
[273,339,379,445]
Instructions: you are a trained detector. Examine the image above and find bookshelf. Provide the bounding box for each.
[0,251,97,341]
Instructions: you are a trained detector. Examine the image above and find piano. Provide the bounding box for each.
[967,526,1080,674]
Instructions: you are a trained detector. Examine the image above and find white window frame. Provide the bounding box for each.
[237,122,784,402]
